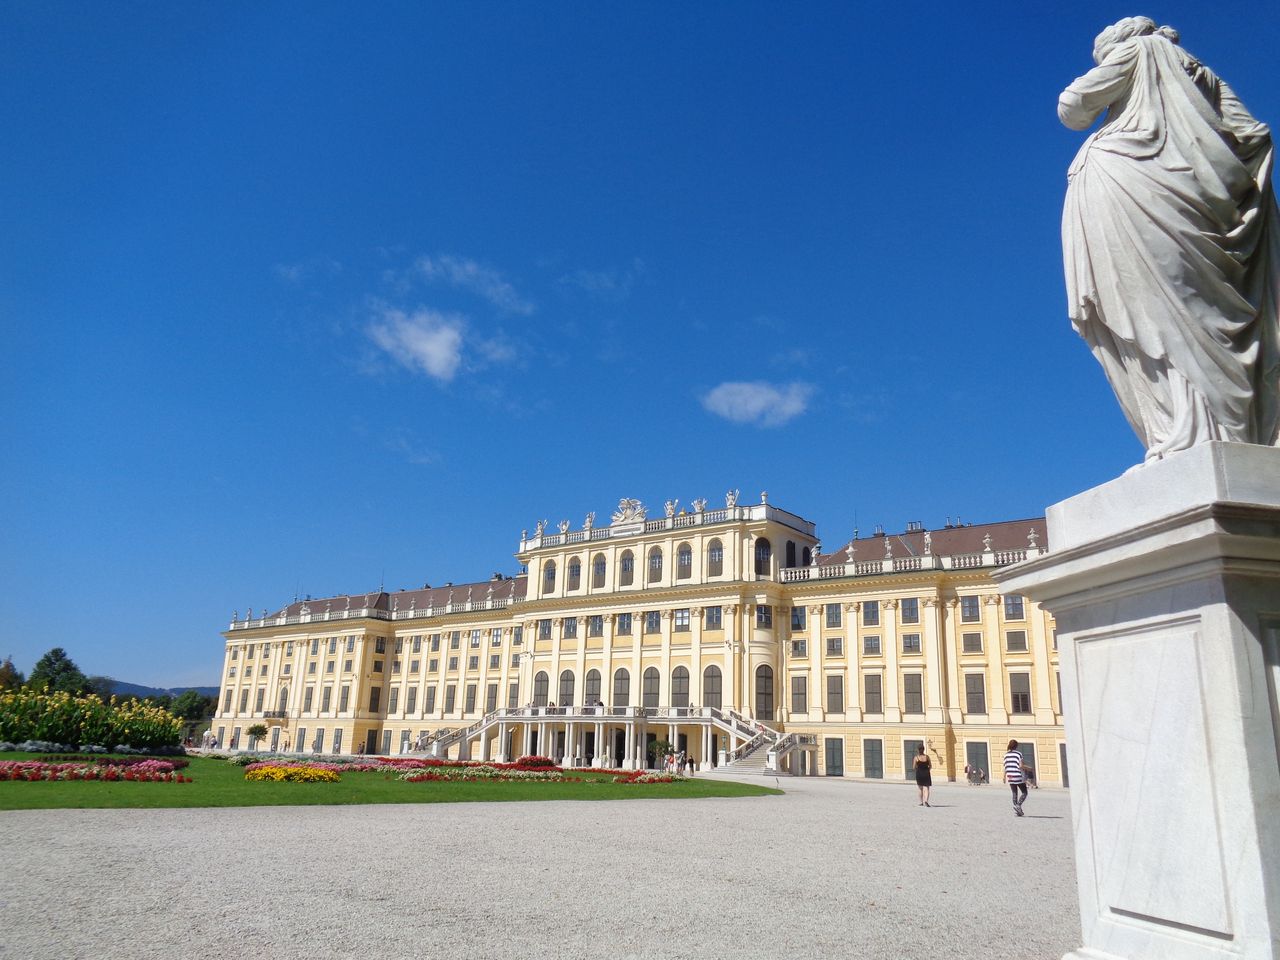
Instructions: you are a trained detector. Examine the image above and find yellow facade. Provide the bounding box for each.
[214,497,1064,783]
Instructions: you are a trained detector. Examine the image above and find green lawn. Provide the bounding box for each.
[0,755,781,810]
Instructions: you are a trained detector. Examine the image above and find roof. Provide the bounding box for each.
[816,517,1046,566]
[265,575,528,620]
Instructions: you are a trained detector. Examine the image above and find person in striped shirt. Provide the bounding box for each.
[1003,739,1029,816]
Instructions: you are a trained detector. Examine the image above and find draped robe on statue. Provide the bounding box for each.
[1059,34,1280,459]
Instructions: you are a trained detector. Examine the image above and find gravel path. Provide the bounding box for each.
[0,773,1080,960]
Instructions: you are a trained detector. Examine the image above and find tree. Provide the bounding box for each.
[0,656,24,691]
[26,648,89,695]
[245,723,269,751]
[171,689,214,722]
[85,675,115,699]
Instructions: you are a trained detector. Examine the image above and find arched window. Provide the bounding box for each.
[585,669,601,704]
[592,553,607,588]
[613,668,630,707]
[648,546,663,583]
[707,539,724,577]
[533,671,549,707]
[567,558,581,591]
[755,538,772,576]
[802,546,812,566]
[703,666,722,709]
[542,560,556,595]
[643,667,661,708]
[559,669,575,706]
[619,550,635,587]
[755,665,774,718]
[677,543,693,579]
[786,540,797,568]
[277,686,289,713]
[671,666,690,708]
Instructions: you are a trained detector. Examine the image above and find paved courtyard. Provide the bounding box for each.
[0,773,1080,960]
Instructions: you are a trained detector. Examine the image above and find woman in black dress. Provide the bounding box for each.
[913,743,933,807]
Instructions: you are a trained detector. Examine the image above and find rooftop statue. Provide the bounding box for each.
[1060,17,1279,462]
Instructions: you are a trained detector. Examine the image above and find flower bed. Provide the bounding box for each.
[0,760,189,783]
[615,770,689,784]
[44,754,191,770]
[398,764,565,783]
[0,689,181,749]
[244,764,341,783]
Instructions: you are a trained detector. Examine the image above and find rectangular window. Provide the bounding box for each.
[791,639,807,657]
[464,684,477,712]
[864,674,883,714]
[1010,672,1032,714]
[756,604,773,628]
[254,688,265,711]
[705,606,722,630]
[228,666,236,678]
[325,661,334,674]
[302,687,313,712]
[430,635,440,652]
[339,685,350,711]
[791,606,806,630]
[790,675,807,714]
[900,597,919,624]
[448,657,458,671]
[309,639,318,656]
[674,608,690,632]
[825,603,842,628]
[513,626,523,645]
[965,673,986,714]
[962,632,983,653]
[405,686,417,714]
[231,648,239,660]
[332,729,343,753]
[489,654,500,669]
[510,655,519,668]
[826,636,843,656]
[238,689,250,713]
[826,674,844,714]
[409,659,419,673]
[412,636,421,653]
[320,687,332,712]
[903,673,923,714]
[563,617,578,639]
[260,664,268,677]
[388,687,399,714]
[587,615,603,637]
[485,683,498,713]
[282,663,291,675]
[617,613,632,636]
[247,644,255,658]
[425,686,436,714]
[468,656,479,670]
[538,619,552,640]
[470,630,481,648]
[444,685,456,713]
[1006,630,1028,652]
[328,638,337,655]
[491,628,502,647]
[292,727,303,752]
[307,662,316,675]
[960,595,981,622]
[428,658,438,672]
[373,660,383,673]
[346,637,355,653]
[644,611,661,634]
[392,660,401,674]
[368,687,381,712]
[901,633,922,654]
[222,690,232,713]
[508,682,519,709]
[862,600,880,626]
[312,728,324,753]
[863,635,881,655]
[1004,594,1026,620]
[375,637,386,654]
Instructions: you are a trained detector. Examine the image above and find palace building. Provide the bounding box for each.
[214,492,1065,784]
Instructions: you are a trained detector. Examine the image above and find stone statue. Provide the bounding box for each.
[1060,17,1280,462]
[557,519,570,534]
[725,489,739,508]
[692,498,707,513]
[533,519,546,537]
[611,498,646,523]
[664,499,678,518]
[583,511,595,530]
[922,531,933,556]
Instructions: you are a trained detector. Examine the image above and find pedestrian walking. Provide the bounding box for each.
[913,743,933,806]
[1004,739,1029,816]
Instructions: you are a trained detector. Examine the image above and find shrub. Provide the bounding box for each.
[515,755,556,768]
[0,689,181,750]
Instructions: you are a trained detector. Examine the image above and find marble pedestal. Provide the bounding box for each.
[996,442,1280,960]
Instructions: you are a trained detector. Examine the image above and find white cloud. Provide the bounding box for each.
[701,381,814,428]
[558,258,645,300]
[367,307,465,383]
[415,254,534,315]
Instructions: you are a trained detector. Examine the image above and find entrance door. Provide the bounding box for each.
[864,738,884,778]
[966,741,990,781]
[645,732,657,768]
[903,739,924,779]
[270,727,280,752]
[381,729,392,755]
[614,730,626,767]
[366,729,379,754]
[584,732,595,766]
[1018,742,1037,785]
[711,733,719,766]
[555,731,565,762]
[824,737,844,776]
[677,733,688,757]
[1059,743,1069,787]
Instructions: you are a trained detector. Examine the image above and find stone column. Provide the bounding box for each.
[921,595,946,723]
[497,722,508,763]
[996,442,1280,960]
[882,599,901,722]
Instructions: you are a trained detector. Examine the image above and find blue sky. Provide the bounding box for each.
[3,2,1277,687]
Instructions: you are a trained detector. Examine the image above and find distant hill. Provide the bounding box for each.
[109,681,219,699]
